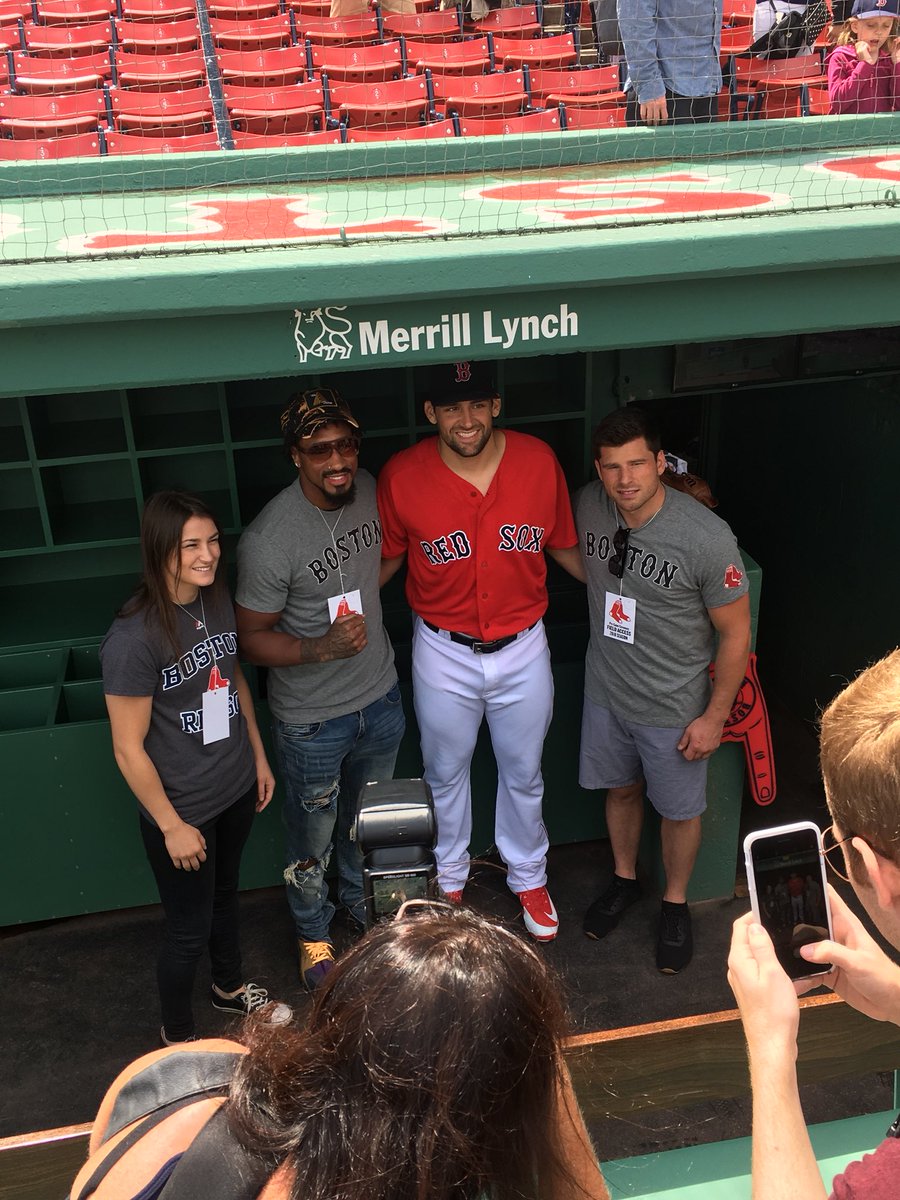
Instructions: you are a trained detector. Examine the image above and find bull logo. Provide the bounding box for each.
[293,306,354,363]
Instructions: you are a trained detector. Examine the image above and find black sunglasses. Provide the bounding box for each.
[295,435,361,460]
[608,526,630,579]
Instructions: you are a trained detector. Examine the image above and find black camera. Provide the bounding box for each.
[353,778,437,927]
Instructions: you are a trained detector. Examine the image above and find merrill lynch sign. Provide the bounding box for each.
[292,302,579,364]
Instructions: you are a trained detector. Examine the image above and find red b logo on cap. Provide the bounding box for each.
[454,362,472,383]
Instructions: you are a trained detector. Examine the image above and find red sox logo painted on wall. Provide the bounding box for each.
[466,173,786,222]
[65,172,789,254]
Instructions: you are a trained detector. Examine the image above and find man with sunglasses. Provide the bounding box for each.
[376,361,582,942]
[235,389,404,990]
[729,651,900,1197]
[574,407,750,972]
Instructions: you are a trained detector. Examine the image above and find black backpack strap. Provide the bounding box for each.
[69,1093,220,1200]
[158,1105,281,1200]
[105,1051,240,1141]
[70,1051,240,1200]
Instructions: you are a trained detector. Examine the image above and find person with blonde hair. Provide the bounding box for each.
[729,647,900,1197]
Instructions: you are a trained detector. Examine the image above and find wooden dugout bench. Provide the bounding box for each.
[3,993,899,1200]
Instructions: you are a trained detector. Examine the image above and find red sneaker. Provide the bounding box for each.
[442,890,463,904]
[517,886,558,942]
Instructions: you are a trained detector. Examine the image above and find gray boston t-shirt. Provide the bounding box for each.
[574,483,749,728]
[100,592,257,827]
[236,471,397,725]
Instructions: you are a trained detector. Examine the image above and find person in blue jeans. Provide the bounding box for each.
[617,0,723,124]
[236,389,404,990]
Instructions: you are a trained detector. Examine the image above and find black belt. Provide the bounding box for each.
[423,620,535,655]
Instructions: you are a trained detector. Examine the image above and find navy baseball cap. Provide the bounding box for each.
[420,361,498,406]
[851,0,898,17]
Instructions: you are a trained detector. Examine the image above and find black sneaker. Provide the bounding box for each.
[160,1027,199,1046]
[211,982,293,1024]
[583,875,642,939]
[656,901,693,974]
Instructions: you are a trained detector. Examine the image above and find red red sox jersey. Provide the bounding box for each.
[377,430,577,639]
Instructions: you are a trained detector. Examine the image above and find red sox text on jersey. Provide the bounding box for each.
[421,523,545,565]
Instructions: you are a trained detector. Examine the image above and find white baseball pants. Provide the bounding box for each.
[411,617,553,894]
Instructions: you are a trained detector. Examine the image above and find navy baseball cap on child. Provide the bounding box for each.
[851,0,898,17]
[420,361,498,406]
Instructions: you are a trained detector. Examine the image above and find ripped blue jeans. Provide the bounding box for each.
[272,682,405,942]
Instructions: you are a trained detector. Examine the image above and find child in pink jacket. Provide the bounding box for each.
[827,0,900,111]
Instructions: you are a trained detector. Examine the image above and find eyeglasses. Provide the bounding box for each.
[295,435,361,460]
[822,823,894,882]
[821,824,853,882]
[608,526,630,579]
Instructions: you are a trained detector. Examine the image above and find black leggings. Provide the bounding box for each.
[140,784,257,1040]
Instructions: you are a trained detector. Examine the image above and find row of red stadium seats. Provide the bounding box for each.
[0,99,624,152]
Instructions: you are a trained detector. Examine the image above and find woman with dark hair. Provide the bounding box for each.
[101,491,285,1047]
[69,907,610,1200]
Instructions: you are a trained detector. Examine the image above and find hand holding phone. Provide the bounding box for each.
[743,821,834,982]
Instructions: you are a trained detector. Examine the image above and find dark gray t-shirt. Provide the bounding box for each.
[236,471,397,724]
[100,593,256,826]
[575,483,749,727]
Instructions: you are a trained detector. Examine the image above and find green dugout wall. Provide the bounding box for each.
[2,120,899,925]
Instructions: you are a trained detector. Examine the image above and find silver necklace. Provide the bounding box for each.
[318,505,348,594]
[174,590,207,633]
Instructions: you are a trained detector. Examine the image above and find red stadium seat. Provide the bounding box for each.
[494,33,577,70]
[329,74,430,127]
[231,126,342,146]
[22,21,112,56]
[114,18,200,53]
[558,101,625,127]
[719,24,753,57]
[9,49,113,91]
[209,14,293,49]
[283,0,330,16]
[0,129,100,154]
[469,4,540,39]
[34,0,117,25]
[381,7,460,40]
[207,0,280,17]
[115,49,206,89]
[527,63,622,103]
[223,80,324,131]
[404,36,490,74]
[104,129,221,150]
[119,0,196,20]
[108,84,213,132]
[801,83,829,115]
[343,117,455,139]
[722,0,755,24]
[306,39,402,82]
[0,0,31,26]
[433,68,526,118]
[455,108,562,135]
[299,15,381,44]
[216,44,305,85]
[0,87,106,135]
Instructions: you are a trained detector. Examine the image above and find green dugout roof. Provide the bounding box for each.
[1,118,898,393]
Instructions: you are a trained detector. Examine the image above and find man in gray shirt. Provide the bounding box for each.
[574,407,749,972]
[236,389,404,990]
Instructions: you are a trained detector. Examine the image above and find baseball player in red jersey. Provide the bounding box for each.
[377,362,583,941]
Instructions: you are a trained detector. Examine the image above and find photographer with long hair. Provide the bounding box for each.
[101,491,285,1047]
[69,907,610,1200]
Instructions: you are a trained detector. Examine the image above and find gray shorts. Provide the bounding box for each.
[579,695,708,821]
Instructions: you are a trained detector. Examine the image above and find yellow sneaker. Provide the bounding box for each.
[299,940,334,991]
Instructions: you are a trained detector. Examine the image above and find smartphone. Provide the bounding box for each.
[743,821,834,981]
